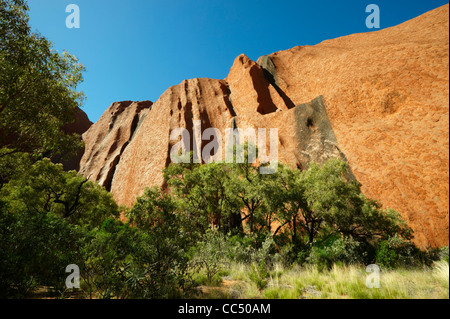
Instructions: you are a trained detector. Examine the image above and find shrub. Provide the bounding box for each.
[273,243,296,267]
[438,246,449,263]
[375,235,421,269]
[0,207,85,297]
[190,228,229,285]
[376,240,398,269]
[248,261,270,290]
[125,187,198,298]
[252,234,276,266]
[226,234,254,263]
[306,236,368,270]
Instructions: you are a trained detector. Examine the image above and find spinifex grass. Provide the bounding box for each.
[198,261,449,299]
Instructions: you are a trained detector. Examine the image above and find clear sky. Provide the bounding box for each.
[27,0,449,122]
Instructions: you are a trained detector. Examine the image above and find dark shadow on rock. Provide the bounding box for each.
[257,55,296,110]
[294,96,357,181]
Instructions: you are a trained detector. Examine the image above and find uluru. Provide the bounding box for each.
[78,4,449,249]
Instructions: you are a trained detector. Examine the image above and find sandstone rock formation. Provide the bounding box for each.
[63,106,93,137]
[79,100,152,191]
[263,4,450,248]
[79,4,449,248]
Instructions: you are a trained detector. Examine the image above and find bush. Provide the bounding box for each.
[0,158,121,298]
[305,236,368,270]
[273,243,296,268]
[252,235,276,266]
[375,240,398,269]
[0,207,85,297]
[190,228,229,285]
[375,235,420,269]
[125,187,198,298]
[248,261,270,290]
[439,247,449,263]
[226,234,254,263]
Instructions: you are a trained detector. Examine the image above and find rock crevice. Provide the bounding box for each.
[79,100,152,191]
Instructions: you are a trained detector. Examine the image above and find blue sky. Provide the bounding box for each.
[27,0,449,122]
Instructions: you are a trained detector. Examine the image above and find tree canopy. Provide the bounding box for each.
[164,149,413,254]
[1,0,85,158]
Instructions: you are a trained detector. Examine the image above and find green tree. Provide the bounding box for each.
[80,219,141,299]
[190,228,229,285]
[0,148,30,189]
[1,0,85,159]
[265,164,311,247]
[125,187,197,298]
[228,145,272,236]
[164,160,243,234]
[301,159,412,243]
[0,202,85,297]
[1,158,119,229]
[0,158,120,297]
[266,159,412,258]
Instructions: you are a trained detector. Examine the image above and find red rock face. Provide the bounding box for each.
[80,100,152,191]
[227,54,292,115]
[79,4,449,248]
[265,4,449,248]
[63,107,93,136]
[110,78,237,206]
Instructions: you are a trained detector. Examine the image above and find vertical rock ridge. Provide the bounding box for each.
[80,100,152,189]
[257,55,296,110]
[109,78,235,206]
[227,54,291,115]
